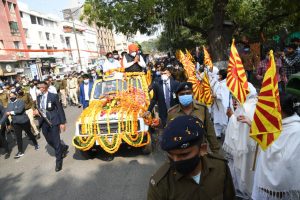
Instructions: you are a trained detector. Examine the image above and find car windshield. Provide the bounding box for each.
[93,78,142,99]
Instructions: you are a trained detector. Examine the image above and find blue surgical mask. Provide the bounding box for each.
[179,95,193,106]
[108,58,114,63]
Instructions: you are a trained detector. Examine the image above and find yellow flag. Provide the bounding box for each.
[250,50,282,150]
[203,46,213,70]
[226,39,249,104]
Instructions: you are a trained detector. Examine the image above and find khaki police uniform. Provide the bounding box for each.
[148,154,235,200]
[60,79,68,107]
[19,93,39,136]
[0,92,8,108]
[167,101,220,154]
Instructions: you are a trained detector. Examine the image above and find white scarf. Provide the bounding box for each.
[252,114,300,200]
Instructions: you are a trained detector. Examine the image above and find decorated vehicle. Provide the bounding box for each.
[72,72,154,156]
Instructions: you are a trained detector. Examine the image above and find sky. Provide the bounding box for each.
[18,0,158,42]
[19,0,84,17]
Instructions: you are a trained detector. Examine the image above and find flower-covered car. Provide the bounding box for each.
[72,72,153,156]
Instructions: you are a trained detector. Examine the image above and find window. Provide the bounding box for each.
[38,31,43,40]
[30,15,36,24]
[0,40,5,55]
[52,33,56,40]
[60,35,65,43]
[20,11,23,18]
[37,17,43,25]
[40,46,44,50]
[27,45,31,49]
[23,28,29,38]
[45,32,50,41]
[9,21,19,34]
[0,40,4,49]
[13,41,20,49]
[8,2,15,13]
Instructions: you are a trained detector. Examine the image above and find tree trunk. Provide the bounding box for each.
[207,0,231,62]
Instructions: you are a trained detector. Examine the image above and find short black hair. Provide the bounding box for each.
[218,69,227,80]
[82,74,89,79]
[112,50,118,54]
[106,52,113,58]
[160,66,170,72]
[280,92,297,117]
[121,51,127,56]
[38,81,49,87]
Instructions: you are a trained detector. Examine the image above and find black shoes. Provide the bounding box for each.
[5,152,11,159]
[14,152,24,158]
[55,161,63,172]
[62,145,69,158]
[55,145,69,172]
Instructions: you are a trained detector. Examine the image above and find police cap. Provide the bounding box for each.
[176,82,193,94]
[161,115,205,151]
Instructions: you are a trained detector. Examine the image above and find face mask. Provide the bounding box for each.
[113,55,119,59]
[170,155,200,175]
[84,79,89,84]
[11,89,16,93]
[179,94,193,106]
[130,52,137,57]
[161,74,169,81]
[16,83,20,87]
[108,58,114,63]
[10,97,17,102]
[92,73,96,77]
[156,71,161,76]
[244,48,250,52]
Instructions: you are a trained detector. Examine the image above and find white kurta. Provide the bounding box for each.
[103,59,121,73]
[223,96,257,199]
[212,79,230,137]
[252,114,300,200]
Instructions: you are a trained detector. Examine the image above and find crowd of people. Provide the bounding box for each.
[0,39,300,197]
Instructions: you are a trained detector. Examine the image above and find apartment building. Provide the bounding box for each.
[0,0,28,80]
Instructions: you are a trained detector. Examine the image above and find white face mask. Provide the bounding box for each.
[84,79,89,84]
[161,74,169,81]
[130,52,137,57]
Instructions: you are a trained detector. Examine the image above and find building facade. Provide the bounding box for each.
[19,2,69,77]
[114,33,130,53]
[61,19,98,71]
[0,0,29,81]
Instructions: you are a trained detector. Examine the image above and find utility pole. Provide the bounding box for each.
[63,6,83,71]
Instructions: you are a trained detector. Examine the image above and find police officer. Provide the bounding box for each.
[0,86,8,108]
[17,87,40,139]
[34,81,69,172]
[147,115,235,200]
[168,82,220,154]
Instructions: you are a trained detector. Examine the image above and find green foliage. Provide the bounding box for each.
[81,0,300,53]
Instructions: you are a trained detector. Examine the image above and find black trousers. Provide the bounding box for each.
[0,125,9,153]
[41,123,65,163]
[13,122,38,153]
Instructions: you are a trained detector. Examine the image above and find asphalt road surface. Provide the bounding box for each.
[0,106,165,200]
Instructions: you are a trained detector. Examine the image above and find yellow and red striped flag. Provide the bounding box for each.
[185,49,195,63]
[202,72,213,106]
[203,46,213,70]
[250,50,282,150]
[226,39,249,104]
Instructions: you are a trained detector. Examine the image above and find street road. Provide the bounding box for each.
[0,106,165,200]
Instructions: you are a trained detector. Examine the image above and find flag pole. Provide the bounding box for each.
[251,143,259,171]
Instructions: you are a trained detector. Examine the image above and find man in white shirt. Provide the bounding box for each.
[212,69,231,139]
[122,44,146,72]
[103,52,121,74]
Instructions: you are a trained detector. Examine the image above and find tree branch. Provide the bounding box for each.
[259,8,300,32]
[181,20,208,37]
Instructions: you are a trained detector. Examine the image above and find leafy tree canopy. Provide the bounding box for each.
[82,0,300,59]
